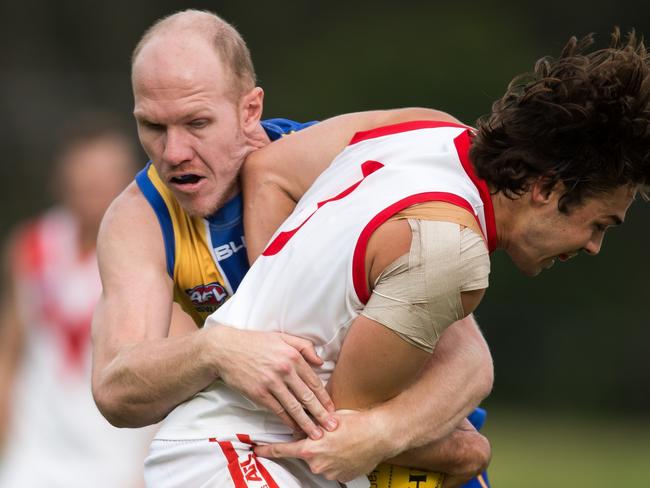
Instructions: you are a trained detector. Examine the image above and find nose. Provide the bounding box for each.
[583,233,604,256]
[162,127,193,166]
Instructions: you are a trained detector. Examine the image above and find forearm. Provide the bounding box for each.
[243,168,297,263]
[387,420,491,483]
[93,326,218,427]
[373,315,493,457]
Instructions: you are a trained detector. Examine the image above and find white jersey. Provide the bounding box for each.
[156,121,497,440]
[0,208,153,488]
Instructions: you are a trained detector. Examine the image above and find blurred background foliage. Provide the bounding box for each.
[1,1,648,483]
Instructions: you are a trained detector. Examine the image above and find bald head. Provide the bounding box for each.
[132,9,256,101]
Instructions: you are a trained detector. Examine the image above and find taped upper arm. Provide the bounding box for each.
[362,220,489,353]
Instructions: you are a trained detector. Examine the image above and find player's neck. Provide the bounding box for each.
[247,123,272,150]
[491,192,518,251]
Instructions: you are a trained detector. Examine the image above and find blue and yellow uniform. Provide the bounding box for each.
[136,117,490,488]
[135,118,316,326]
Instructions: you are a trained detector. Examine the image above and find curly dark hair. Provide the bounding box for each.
[470,28,650,212]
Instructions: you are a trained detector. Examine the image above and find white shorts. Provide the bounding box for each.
[144,434,370,488]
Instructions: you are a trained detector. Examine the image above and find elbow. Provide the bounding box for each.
[92,380,127,427]
[92,377,158,428]
[468,331,494,404]
[447,431,492,481]
[476,358,494,403]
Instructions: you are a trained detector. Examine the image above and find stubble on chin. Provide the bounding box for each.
[189,190,234,219]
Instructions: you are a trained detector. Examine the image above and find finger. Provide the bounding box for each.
[254,439,306,460]
[257,392,300,433]
[284,348,335,416]
[286,370,337,431]
[281,334,323,366]
[269,382,324,440]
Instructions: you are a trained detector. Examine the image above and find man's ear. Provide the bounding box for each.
[530,177,561,206]
[240,87,264,134]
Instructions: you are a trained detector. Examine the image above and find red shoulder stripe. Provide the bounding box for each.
[349,120,470,145]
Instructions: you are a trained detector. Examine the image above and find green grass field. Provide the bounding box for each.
[482,410,650,487]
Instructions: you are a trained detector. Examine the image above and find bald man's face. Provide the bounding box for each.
[132,35,246,217]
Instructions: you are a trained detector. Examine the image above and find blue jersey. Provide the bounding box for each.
[135,118,316,326]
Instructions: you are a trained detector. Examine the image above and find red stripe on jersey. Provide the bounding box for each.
[211,439,248,488]
[352,192,477,304]
[263,161,384,256]
[453,130,497,253]
[348,121,497,249]
[349,120,470,145]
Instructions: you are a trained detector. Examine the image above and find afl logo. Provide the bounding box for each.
[186,282,228,307]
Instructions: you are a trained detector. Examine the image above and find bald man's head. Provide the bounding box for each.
[132,9,256,102]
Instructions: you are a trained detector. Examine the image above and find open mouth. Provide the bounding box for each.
[558,253,576,262]
[170,174,203,185]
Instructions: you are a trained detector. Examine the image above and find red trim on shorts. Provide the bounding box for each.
[211,435,280,488]
[263,160,384,256]
[254,458,280,488]
[210,439,248,488]
[352,192,476,304]
[237,434,254,445]
[453,130,497,253]
[348,120,470,145]
[235,434,280,488]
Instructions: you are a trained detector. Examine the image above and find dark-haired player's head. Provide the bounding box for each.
[472,29,650,276]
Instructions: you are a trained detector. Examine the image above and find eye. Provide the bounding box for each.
[593,223,607,232]
[139,120,164,131]
[189,118,209,129]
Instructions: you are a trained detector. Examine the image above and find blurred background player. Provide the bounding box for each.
[0,113,155,487]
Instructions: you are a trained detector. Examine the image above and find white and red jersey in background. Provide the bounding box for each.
[0,207,153,488]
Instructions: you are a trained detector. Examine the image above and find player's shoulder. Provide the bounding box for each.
[102,181,152,229]
[98,181,164,259]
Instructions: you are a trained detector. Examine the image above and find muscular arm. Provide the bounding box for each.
[91,183,218,427]
[243,108,460,260]
[92,184,335,437]
[256,313,493,484]
[311,222,492,482]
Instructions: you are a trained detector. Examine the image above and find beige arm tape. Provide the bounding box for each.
[361,220,490,353]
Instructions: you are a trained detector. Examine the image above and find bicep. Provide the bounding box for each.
[327,314,430,410]
[91,188,174,369]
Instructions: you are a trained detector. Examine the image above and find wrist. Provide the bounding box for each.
[198,325,227,381]
[366,405,406,460]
